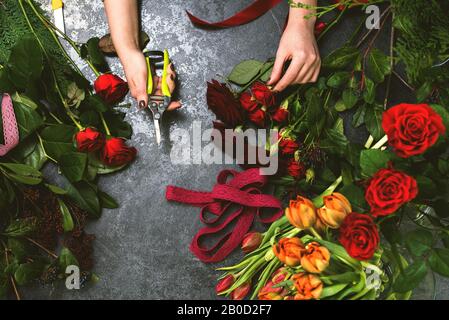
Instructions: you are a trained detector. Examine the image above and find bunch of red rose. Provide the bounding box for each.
[277,132,306,180]
[75,74,136,167]
[239,82,288,127]
[75,128,137,167]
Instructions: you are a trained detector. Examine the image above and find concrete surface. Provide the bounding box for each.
[27,0,448,300]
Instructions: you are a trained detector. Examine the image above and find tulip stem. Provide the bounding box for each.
[309,227,322,240]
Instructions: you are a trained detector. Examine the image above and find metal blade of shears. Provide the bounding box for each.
[153,119,161,146]
[52,0,66,33]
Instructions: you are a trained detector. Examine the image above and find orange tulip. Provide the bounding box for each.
[258,268,289,300]
[300,242,330,274]
[272,237,304,267]
[292,273,323,300]
[317,192,352,229]
[285,196,317,229]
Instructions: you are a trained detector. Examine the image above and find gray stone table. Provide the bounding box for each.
[28,0,448,300]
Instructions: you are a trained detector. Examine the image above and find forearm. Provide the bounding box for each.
[287,0,317,29]
[103,0,140,55]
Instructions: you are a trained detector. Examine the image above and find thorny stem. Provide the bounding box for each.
[100,113,112,136]
[356,6,392,49]
[317,6,347,41]
[25,237,58,259]
[1,241,21,300]
[393,71,415,91]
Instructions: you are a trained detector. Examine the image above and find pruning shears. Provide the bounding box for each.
[145,50,172,145]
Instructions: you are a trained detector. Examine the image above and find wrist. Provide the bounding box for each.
[287,13,316,31]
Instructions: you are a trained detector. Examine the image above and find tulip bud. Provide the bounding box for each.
[300,242,330,274]
[272,237,304,267]
[258,268,289,300]
[305,168,315,183]
[292,273,323,300]
[241,232,263,253]
[215,274,235,294]
[230,282,251,300]
[285,196,317,229]
[317,192,352,229]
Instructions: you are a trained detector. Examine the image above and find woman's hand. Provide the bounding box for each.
[119,48,149,109]
[268,4,320,92]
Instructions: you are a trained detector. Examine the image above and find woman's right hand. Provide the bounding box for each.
[118,48,149,109]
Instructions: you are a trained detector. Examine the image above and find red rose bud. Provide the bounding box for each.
[241,232,263,253]
[272,107,289,124]
[76,128,105,152]
[287,159,305,179]
[279,136,299,155]
[101,137,137,167]
[215,274,235,294]
[365,168,418,217]
[251,82,276,108]
[248,108,266,127]
[314,22,327,36]
[230,282,251,300]
[339,212,380,261]
[382,103,446,158]
[207,80,245,127]
[94,74,129,105]
[239,91,258,112]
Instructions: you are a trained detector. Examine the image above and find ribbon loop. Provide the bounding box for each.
[166,168,283,263]
[0,94,20,157]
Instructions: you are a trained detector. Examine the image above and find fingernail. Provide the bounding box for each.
[170,64,175,71]
[139,100,146,109]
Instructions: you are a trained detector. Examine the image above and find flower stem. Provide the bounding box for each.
[100,113,111,136]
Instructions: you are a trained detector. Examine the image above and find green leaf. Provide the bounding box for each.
[40,124,77,160]
[12,93,39,110]
[14,261,47,286]
[404,229,433,257]
[393,259,428,293]
[320,283,348,299]
[428,248,449,277]
[327,72,351,88]
[45,183,68,195]
[6,36,43,89]
[8,238,32,261]
[365,106,384,140]
[360,149,391,177]
[57,199,74,232]
[429,104,449,135]
[363,78,376,104]
[342,89,358,110]
[352,104,366,128]
[66,181,101,218]
[0,163,43,185]
[2,217,38,237]
[366,49,391,83]
[259,62,274,82]
[82,94,108,113]
[59,152,87,183]
[323,46,360,69]
[228,60,264,85]
[14,101,44,140]
[104,111,133,139]
[416,82,433,102]
[339,184,368,211]
[85,37,108,71]
[99,191,119,209]
[416,176,437,200]
[58,247,79,271]
[66,82,85,108]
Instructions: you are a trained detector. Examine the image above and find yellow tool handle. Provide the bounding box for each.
[146,56,154,95]
[161,50,171,98]
[52,0,64,10]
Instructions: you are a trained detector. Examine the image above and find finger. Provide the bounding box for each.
[267,52,286,86]
[273,58,303,92]
[167,101,182,111]
[298,62,318,84]
[295,51,319,83]
[311,65,320,82]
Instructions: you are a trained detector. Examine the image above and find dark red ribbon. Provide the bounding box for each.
[186,0,284,29]
[166,168,283,263]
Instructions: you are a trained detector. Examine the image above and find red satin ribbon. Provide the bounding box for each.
[186,0,284,29]
[166,168,283,263]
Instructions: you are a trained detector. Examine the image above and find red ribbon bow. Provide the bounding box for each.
[186,0,284,29]
[166,168,283,263]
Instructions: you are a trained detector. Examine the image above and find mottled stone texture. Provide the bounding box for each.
[28,0,447,300]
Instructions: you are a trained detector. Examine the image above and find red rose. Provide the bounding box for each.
[365,168,418,217]
[279,136,299,155]
[101,137,137,167]
[251,82,276,108]
[382,103,446,158]
[248,108,266,127]
[339,212,379,261]
[75,128,105,153]
[287,159,305,179]
[94,74,129,105]
[272,107,289,124]
[239,91,258,112]
[207,80,245,127]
